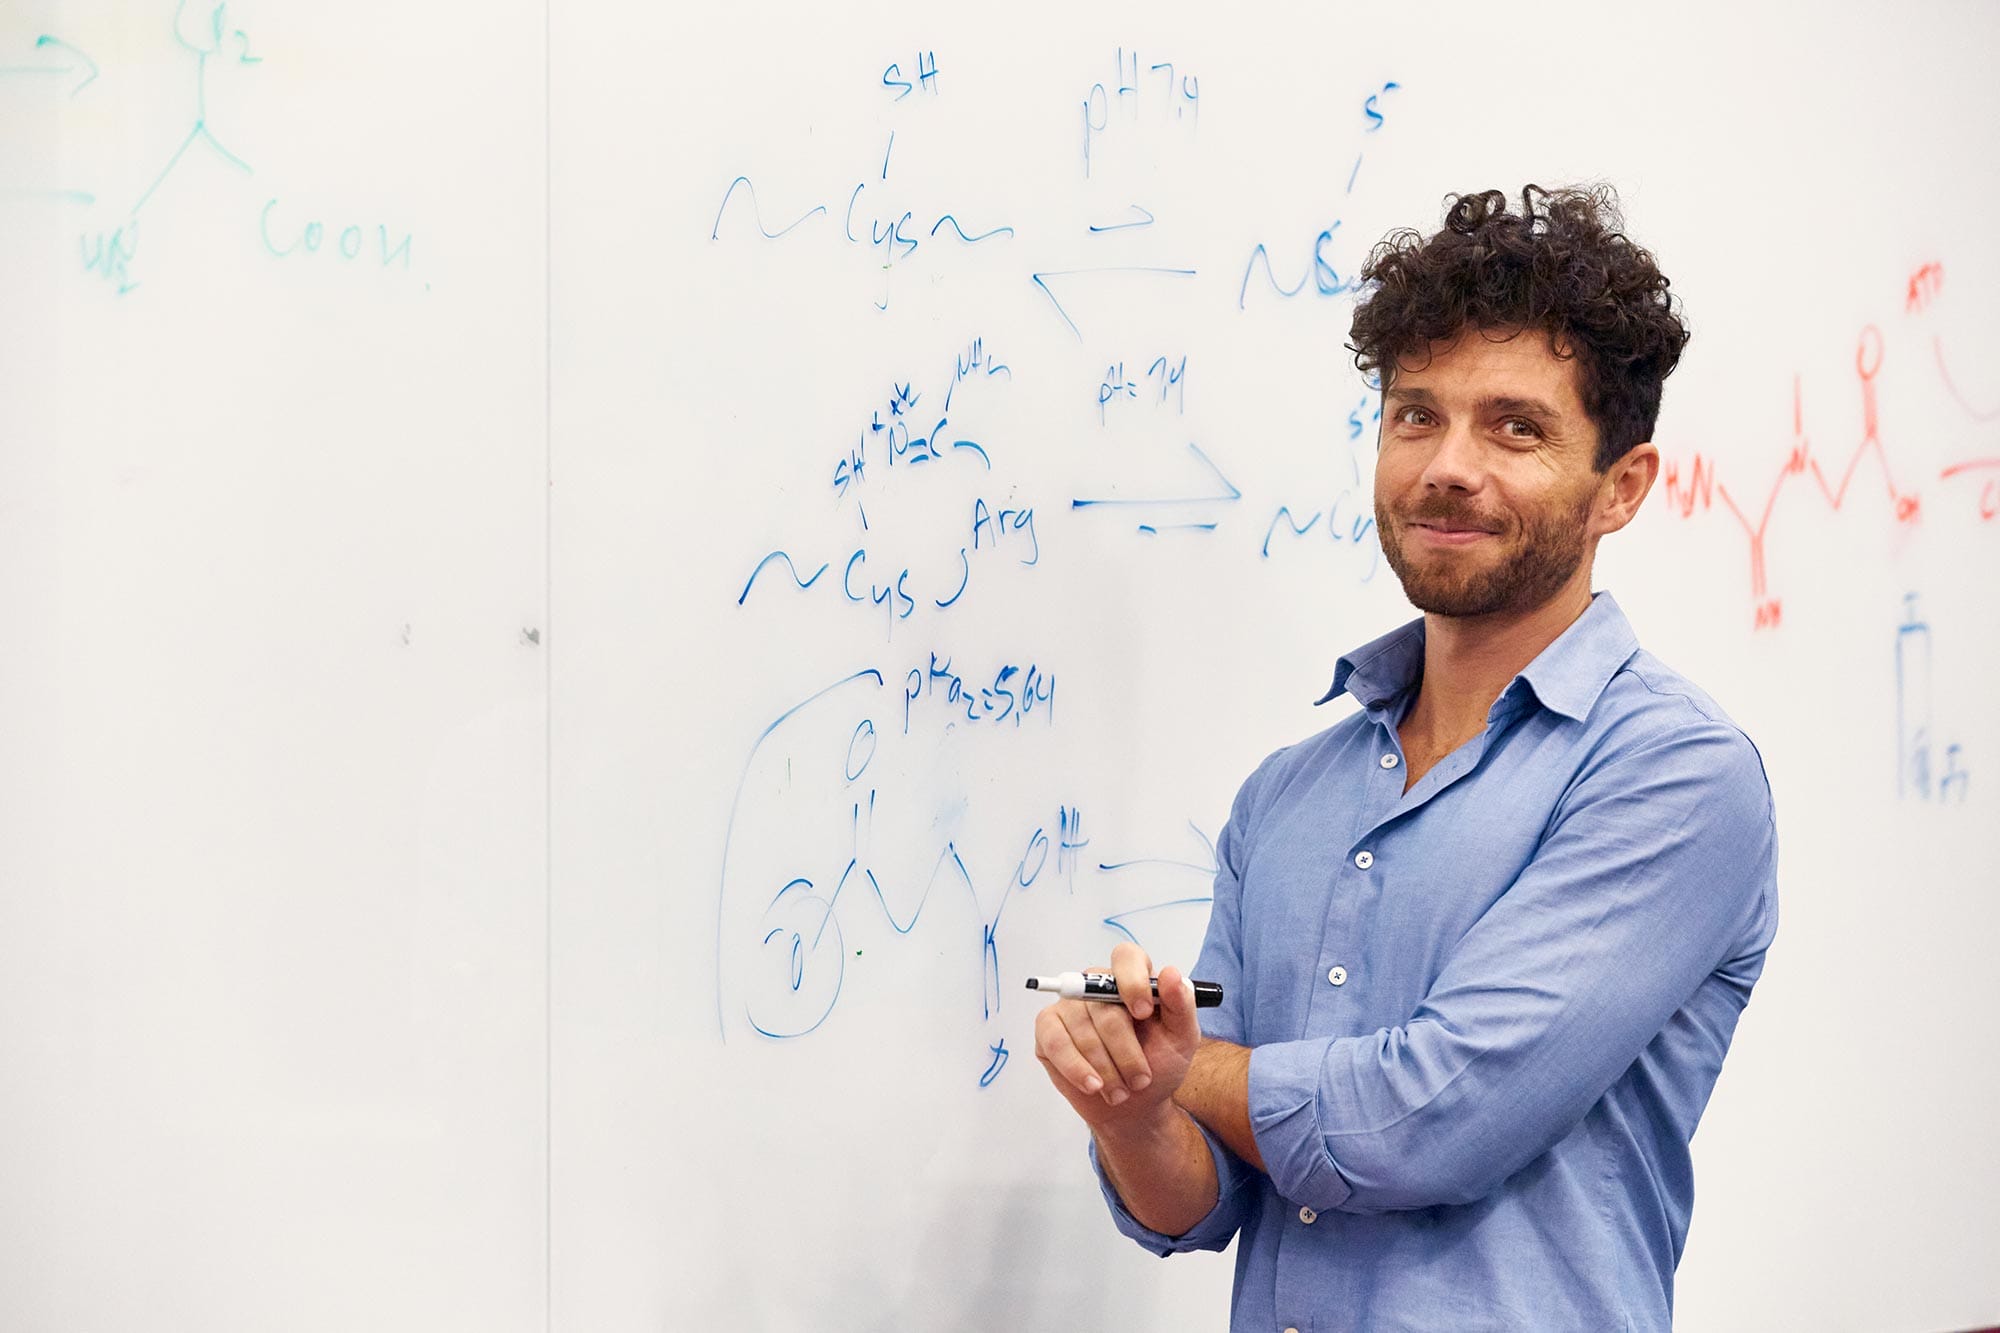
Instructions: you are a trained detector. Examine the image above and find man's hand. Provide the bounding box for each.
[1034,942,1229,1237]
[1032,941,1202,1133]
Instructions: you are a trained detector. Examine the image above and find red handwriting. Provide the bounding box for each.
[1665,266,1999,629]
[1662,452,1714,519]
[1939,459,2000,521]
[1666,327,1918,618]
[1905,261,1944,314]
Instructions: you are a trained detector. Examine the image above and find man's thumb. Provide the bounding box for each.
[1157,966,1201,1040]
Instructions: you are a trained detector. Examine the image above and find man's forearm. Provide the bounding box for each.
[1173,1039,1265,1172]
[1093,1104,1220,1238]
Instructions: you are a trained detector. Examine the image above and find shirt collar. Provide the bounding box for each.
[1316,590,1641,724]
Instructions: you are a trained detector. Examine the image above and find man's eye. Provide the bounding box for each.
[1397,407,1432,426]
[1502,418,1541,438]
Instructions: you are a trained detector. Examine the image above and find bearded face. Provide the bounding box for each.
[1372,331,1611,620]
[1375,477,1598,618]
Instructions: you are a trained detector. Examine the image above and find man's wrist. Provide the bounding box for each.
[1092,1100,1219,1239]
[1091,1098,1188,1159]
[1175,1038,1264,1171]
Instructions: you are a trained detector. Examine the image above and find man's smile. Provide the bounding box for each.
[1407,517,1502,545]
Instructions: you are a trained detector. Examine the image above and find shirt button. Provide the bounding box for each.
[1327,966,1348,986]
[1354,850,1374,869]
[1380,753,1399,769]
[1285,1328,1301,1333]
[1298,1205,1318,1224]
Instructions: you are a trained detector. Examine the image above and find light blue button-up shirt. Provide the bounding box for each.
[1095,592,1779,1332]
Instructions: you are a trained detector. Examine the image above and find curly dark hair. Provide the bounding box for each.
[1348,184,1690,472]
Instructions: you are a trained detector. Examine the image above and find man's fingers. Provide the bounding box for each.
[1109,941,1156,1021]
[1032,950,1196,1120]
[1154,963,1203,1046]
[1058,1000,1132,1098]
[1034,1005,1107,1097]
[1088,996,1154,1091]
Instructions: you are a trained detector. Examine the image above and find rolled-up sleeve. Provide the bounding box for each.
[1247,717,1779,1215]
[1090,751,1281,1252]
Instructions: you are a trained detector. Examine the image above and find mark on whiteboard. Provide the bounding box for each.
[129,2,258,219]
[0,34,98,95]
[1081,48,1199,178]
[980,1038,1010,1087]
[1893,592,1970,803]
[1088,204,1156,234]
[1031,266,1197,341]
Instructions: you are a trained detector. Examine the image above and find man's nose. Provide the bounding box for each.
[1418,420,1485,492]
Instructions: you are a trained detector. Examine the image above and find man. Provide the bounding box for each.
[1034,185,1779,1331]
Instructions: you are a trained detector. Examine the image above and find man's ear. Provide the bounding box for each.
[1596,442,1660,536]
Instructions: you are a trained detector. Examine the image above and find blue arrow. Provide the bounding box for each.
[1100,897,1215,949]
[1072,441,1242,510]
[1031,265,1195,340]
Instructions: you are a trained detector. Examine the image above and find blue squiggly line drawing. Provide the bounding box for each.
[930,215,1015,244]
[737,551,831,606]
[1260,493,1379,571]
[1261,506,1323,556]
[710,176,828,241]
[1238,243,1310,306]
[763,837,1014,1037]
[716,670,884,1039]
[1238,224,1360,310]
[816,843,975,945]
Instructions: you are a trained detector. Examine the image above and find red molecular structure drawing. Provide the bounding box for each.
[1662,263,1997,630]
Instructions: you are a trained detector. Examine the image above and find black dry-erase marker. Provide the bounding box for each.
[1026,971,1223,1007]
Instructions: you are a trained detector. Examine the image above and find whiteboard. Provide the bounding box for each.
[4,2,1998,1330]
[1,1,548,1328]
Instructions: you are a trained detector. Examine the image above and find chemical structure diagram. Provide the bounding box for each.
[1661,262,1998,630]
[0,3,261,293]
[6,2,416,295]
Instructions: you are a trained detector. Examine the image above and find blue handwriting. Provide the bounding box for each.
[1082,48,1199,176]
[1239,223,1359,309]
[1894,592,1971,802]
[903,653,1057,733]
[882,51,939,101]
